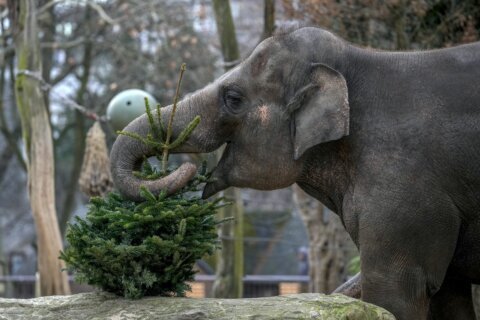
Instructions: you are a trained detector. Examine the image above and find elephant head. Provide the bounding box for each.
[110,27,350,200]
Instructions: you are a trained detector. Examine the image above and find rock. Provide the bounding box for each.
[0,292,395,320]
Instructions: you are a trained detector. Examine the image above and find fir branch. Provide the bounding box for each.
[162,63,187,172]
[145,97,162,141]
[116,130,148,145]
[117,130,164,150]
[139,186,156,202]
[156,104,165,140]
[167,116,200,150]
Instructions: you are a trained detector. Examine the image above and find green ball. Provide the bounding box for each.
[106,89,157,132]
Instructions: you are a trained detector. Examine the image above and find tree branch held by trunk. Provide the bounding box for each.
[111,63,200,202]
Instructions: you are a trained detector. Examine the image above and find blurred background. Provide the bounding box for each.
[0,0,479,303]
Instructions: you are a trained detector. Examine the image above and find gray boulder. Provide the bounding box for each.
[0,292,395,320]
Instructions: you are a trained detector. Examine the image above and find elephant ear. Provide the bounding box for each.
[288,63,349,160]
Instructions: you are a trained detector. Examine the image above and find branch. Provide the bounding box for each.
[0,125,26,171]
[41,36,87,50]
[38,0,114,25]
[59,21,93,235]
[50,60,78,85]
[0,142,15,182]
[84,0,114,25]
[53,121,76,146]
[17,69,104,121]
[37,0,57,15]
[0,45,27,171]
[162,63,186,172]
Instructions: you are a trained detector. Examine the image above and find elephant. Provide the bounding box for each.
[110,26,480,320]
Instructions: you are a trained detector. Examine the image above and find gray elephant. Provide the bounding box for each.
[110,26,480,320]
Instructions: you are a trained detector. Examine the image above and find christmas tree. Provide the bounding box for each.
[60,64,228,299]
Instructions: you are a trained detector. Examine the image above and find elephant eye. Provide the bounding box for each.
[223,88,244,114]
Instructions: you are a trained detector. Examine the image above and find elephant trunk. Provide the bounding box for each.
[110,88,221,201]
[109,113,197,201]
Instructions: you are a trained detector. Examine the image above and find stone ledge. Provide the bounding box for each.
[0,292,395,320]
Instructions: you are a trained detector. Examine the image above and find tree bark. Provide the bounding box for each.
[0,43,27,172]
[253,215,289,275]
[59,7,93,236]
[11,0,70,296]
[293,185,353,293]
[262,0,275,39]
[212,0,240,65]
[211,0,244,299]
[391,0,409,50]
[213,188,244,299]
[0,50,23,180]
[38,0,55,110]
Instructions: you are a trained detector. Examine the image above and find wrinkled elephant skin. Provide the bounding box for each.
[110,27,480,320]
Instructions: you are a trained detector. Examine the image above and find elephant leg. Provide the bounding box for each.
[428,274,475,320]
[361,259,433,319]
[355,197,460,319]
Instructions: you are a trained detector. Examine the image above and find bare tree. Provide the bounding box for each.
[281,0,479,49]
[10,0,70,296]
[262,0,276,40]
[211,0,244,299]
[293,185,355,293]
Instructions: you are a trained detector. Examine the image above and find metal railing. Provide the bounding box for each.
[0,275,310,299]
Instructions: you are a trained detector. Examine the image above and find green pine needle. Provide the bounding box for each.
[167,116,200,150]
[156,104,165,139]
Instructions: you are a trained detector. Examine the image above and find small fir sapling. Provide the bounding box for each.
[60,64,229,299]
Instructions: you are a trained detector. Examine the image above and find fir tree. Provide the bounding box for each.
[60,64,229,299]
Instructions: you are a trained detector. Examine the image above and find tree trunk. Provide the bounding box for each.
[293,185,353,293]
[262,0,275,39]
[213,188,244,298]
[0,48,26,172]
[38,0,55,110]
[253,216,289,275]
[392,0,409,50]
[11,0,70,296]
[211,0,244,299]
[0,38,22,181]
[212,0,240,66]
[59,7,93,235]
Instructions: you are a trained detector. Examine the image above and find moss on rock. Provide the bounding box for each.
[0,292,395,320]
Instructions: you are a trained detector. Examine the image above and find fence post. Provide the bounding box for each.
[34,272,40,298]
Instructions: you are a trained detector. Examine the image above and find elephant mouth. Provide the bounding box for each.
[201,143,232,199]
[202,180,227,199]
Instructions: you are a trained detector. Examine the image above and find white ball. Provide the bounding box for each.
[106,89,157,132]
